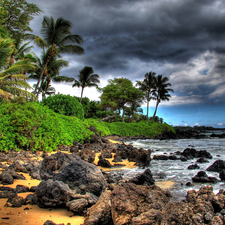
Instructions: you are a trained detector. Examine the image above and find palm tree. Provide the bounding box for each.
[33,16,84,97]
[152,75,174,122]
[136,71,156,124]
[29,50,71,100]
[72,66,100,103]
[0,27,35,100]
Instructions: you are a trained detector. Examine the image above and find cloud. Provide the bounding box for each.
[26,0,225,113]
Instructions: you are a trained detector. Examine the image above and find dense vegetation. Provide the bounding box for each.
[0,101,93,151]
[0,101,174,152]
[42,94,84,119]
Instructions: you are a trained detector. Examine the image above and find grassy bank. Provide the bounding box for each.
[0,102,175,152]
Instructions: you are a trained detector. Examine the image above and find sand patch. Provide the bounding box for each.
[155,180,176,189]
[0,199,84,225]
[94,152,136,171]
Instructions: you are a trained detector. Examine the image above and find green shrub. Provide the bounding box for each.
[84,119,175,137]
[0,102,93,151]
[42,94,84,120]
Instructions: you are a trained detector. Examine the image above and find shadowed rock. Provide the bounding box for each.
[40,152,106,197]
[111,183,171,225]
[129,168,155,186]
[207,160,225,172]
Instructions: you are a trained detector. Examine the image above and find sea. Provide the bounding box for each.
[120,130,225,201]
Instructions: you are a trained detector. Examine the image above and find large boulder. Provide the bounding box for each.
[40,152,106,197]
[110,183,171,225]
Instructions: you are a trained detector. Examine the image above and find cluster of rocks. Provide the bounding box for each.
[84,183,225,225]
[153,147,213,162]
[1,131,225,224]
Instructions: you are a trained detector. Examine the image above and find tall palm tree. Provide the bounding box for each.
[33,16,84,97]
[136,71,156,124]
[72,66,100,103]
[152,75,174,122]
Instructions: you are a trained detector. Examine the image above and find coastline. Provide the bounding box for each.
[0,135,225,224]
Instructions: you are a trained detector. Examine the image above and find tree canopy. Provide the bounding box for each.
[99,77,144,122]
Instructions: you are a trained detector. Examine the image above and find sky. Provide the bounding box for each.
[26,0,225,128]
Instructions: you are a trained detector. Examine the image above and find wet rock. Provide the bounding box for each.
[153,155,169,160]
[188,164,200,170]
[186,182,193,187]
[180,148,212,160]
[128,168,155,186]
[111,183,171,225]
[40,152,106,197]
[196,157,209,163]
[219,170,225,181]
[207,160,225,172]
[192,171,219,183]
[84,191,113,225]
[197,150,213,159]
[180,156,187,161]
[181,148,198,159]
[15,185,29,193]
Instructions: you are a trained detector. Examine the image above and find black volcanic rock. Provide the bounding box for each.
[207,160,225,172]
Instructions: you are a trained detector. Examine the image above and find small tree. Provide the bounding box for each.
[99,77,144,122]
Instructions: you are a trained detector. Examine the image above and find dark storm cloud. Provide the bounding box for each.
[27,0,225,105]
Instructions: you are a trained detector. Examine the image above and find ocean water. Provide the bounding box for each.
[121,135,225,200]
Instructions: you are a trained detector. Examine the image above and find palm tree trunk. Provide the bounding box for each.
[80,87,84,103]
[33,58,50,97]
[152,100,160,123]
[33,45,55,98]
[146,100,149,124]
[122,106,125,122]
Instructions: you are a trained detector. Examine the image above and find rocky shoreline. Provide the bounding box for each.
[1,130,225,224]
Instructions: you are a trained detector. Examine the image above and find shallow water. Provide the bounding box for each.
[122,136,225,201]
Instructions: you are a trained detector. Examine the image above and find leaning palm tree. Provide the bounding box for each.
[136,71,156,124]
[152,75,174,122]
[72,66,100,103]
[32,16,84,97]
